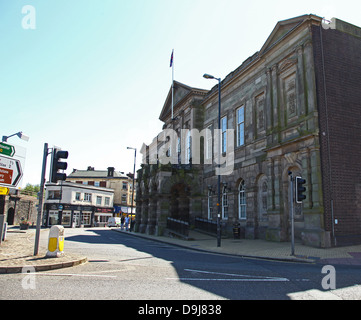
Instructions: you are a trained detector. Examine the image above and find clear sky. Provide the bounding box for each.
[1,0,360,186]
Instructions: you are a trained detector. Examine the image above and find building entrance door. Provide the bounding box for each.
[73,211,81,227]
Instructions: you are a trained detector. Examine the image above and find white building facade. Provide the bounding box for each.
[44,182,114,227]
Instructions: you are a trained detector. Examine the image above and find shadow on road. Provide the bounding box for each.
[65,228,361,300]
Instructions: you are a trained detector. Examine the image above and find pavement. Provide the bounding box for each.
[113,228,361,266]
[0,227,87,274]
[2,225,361,274]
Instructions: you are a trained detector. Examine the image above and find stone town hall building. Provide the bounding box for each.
[135,14,361,247]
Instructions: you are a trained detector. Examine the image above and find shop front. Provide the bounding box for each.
[94,207,114,227]
[44,203,115,228]
[44,204,95,228]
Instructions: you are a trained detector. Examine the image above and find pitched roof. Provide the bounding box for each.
[67,169,129,179]
[203,14,323,101]
[259,14,322,55]
[159,80,208,122]
[46,181,115,193]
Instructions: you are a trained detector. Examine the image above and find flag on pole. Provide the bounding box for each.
[170,50,174,67]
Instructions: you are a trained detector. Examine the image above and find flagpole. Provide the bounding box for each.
[170,49,174,120]
[171,49,174,120]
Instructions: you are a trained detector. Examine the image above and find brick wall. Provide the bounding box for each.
[312,22,361,245]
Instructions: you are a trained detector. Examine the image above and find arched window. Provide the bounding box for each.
[238,180,246,220]
[222,186,228,219]
[262,181,268,210]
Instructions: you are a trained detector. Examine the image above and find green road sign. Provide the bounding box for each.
[0,142,15,157]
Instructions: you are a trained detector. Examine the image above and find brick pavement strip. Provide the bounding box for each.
[0,228,87,274]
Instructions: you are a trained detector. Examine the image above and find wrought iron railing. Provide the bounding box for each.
[166,217,189,237]
[195,217,225,235]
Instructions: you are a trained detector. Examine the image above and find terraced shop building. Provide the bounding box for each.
[135,14,361,247]
[67,167,136,216]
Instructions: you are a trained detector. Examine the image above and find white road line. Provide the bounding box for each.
[25,273,116,278]
[166,277,289,282]
[183,268,289,281]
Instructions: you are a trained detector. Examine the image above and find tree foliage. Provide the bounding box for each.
[21,183,40,196]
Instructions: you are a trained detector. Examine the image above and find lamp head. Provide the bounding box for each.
[203,73,215,79]
[17,132,29,141]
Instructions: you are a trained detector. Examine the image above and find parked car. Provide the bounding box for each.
[107,217,121,227]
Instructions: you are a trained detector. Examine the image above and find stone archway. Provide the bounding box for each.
[170,183,190,222]
[7,207,15,225]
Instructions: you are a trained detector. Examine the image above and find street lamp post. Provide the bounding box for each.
[203,73,222,247]
[127,147,137,227]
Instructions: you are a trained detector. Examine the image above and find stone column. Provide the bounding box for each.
[155,195,170,236]
[266,68,273,131]
[304,40,316,114]
[273,156,282,212]
[266,156,282,242]
[300,148,311,209]
[309,146,322,209]
[296,45,306,116]
[139,198,148,233]
[266,157,275,211]
[146,197,157,235]
[271,64,279,144]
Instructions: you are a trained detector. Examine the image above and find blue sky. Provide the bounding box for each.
[1,0,360,186]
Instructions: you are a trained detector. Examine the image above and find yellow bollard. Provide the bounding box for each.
[46,225,65,257]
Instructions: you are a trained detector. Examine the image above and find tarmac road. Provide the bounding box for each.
[1,227,361,301]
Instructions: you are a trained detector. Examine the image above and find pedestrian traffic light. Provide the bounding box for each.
[50,148,68,183]
[296,176,306,203]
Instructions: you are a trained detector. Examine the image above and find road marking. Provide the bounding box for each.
[166,277,289,282]
[165,268,289,282]
[25,272,116,279]
[185,268,289,281]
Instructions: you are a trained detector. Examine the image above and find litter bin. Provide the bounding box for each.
[46,225,65,257]
[233,223,240,239]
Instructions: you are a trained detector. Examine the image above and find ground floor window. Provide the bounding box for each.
[82,212,92,226]
[95,213,112,225]
[48,211,59,226]
[239,180,246,220]
[61,211,71,226]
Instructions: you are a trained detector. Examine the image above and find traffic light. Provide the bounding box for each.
[296,176,306,203]
[50,148,68,183]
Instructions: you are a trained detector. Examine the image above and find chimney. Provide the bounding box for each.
[107,167,115,177]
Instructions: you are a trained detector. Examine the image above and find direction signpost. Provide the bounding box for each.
[0,155,23,188]
[0,141,26,245]
[0,142,15,157]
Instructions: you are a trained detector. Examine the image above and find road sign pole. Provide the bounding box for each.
[34,143,49,256]
[0,195,5,245]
